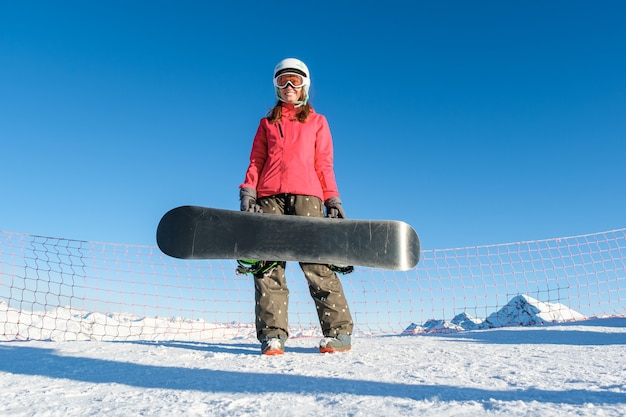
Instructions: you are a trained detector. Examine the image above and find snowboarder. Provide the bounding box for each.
[239,58,354,355]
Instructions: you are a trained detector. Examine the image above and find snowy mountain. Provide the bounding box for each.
[451,312,483,330]
[482,294,586,328]
[403,294,587,334]
[0,301,257,342]
[401,319,464,335]
[2,294,588,341]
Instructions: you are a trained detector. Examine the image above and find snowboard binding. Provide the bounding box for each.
[236,259,354,275]
[329,264,354,274]
[236,259,280,275]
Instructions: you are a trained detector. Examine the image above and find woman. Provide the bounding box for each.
[239,58,354,355]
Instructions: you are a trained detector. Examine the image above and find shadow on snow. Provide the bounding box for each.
[0,343,624,405]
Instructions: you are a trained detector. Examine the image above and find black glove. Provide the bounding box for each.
[324,196,346,219]
[239,188,263,213]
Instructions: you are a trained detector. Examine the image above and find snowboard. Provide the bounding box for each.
[156,206,420,271]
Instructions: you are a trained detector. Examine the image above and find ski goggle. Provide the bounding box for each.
[273,73,306,89]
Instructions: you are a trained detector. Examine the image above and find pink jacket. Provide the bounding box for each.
[240,104,340,201]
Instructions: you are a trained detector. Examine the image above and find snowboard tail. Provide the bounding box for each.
[157,206,420,271]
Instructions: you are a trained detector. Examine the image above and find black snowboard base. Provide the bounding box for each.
[157,206,420,271]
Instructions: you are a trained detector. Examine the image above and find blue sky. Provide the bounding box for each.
[1,1,625,250]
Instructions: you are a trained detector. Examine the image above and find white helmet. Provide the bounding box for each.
[273,58,310,105]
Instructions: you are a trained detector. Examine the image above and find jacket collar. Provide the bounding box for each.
[281,103,314,119]
[281,103,297,118]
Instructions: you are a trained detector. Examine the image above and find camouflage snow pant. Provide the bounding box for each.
[253,194,354,341]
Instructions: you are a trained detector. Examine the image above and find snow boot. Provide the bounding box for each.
[319,334,351,353]
[261,337,285,355]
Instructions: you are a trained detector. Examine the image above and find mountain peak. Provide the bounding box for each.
[402,294,587,334]
[483,294,586,328]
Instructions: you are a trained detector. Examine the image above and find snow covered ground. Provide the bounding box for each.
[1,317,625,417]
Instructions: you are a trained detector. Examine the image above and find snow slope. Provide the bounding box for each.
[1,318,625,416]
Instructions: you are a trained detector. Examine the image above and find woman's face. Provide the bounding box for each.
[279,84,302,104]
